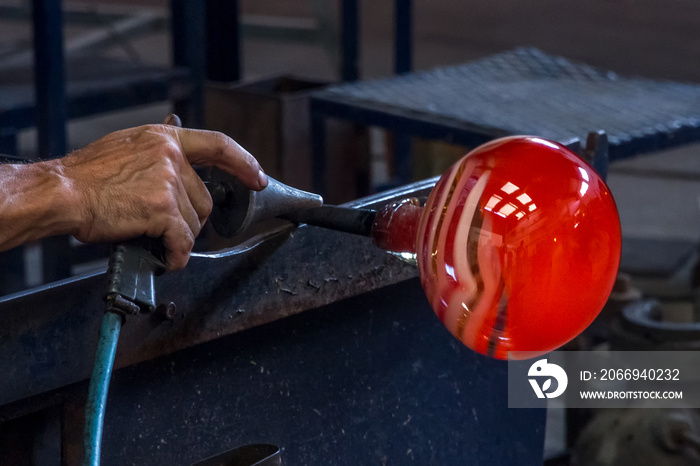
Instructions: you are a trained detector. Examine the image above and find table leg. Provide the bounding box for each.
[394,0,413,74]
[205,0,241,82]
[32,0,67,159]
[0,134,18,158]
[395,132,412,185]
[341,0,359,81]
[171,0,206,128]
[32,0,72,284]
[0,247,25,295]
[311,104,327,195]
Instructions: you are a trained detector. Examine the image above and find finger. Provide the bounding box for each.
[174,174,203,239]
[161,217,195,271]
[180,163,213,224]
[173,128,268,191]
[163,113,182,127]
[162,116,214,223]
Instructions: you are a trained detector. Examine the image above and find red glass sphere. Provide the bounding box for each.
[416,136,621,359]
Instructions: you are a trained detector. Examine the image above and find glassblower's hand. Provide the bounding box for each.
[0,124,267,270]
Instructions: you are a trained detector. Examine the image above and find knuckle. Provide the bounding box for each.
[174,230,195,259]
[169,253,188,271]
[165,225,195,271]
[131,124,154,139]
[183,231,195,251]
[150,193,177,214]
[211,131,231,159]
[189,217,203,237]
[140,125,181,161]
[201,194,214,218]
[136,124,168,145]
[160,140,184,162]
[146,123,171,135]
[245,152,258,171]
[160,163,181,187]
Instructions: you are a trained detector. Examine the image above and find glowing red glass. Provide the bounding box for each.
[373,136,621,359]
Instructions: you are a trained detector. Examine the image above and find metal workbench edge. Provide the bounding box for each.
[0,178,437,408]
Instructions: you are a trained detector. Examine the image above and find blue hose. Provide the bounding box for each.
[83,311,122,466]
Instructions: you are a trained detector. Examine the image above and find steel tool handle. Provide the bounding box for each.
[280,205,376,237]
[102,114,176,316]
[105,237,166,315]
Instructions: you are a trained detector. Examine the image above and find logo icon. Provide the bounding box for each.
[528,359,568,399]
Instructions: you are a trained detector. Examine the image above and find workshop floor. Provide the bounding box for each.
[4,0,700,461]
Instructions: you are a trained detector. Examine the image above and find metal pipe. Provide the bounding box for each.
[280,205,376,237]
[83,311,122,466]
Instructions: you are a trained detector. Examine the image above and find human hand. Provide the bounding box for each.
[57,124,267,270]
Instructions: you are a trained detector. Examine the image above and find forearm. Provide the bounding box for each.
[0,161,82,251]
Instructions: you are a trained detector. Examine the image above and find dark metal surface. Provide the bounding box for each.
[205,0,241,83]
[282,205,376,237]
[0,248,24,295]
[0,56,192,137]
[394,0,412,74]
[0,179,435,410]
[0,135,17,155]
[191,444,281,466]
[31,0,67,160]
[572,408,700,466]
[340,0,359,82]
[313,46,700,167]
[98,278,545,465]
[208,177,323,238]
[584,131,610,181]
[106,238,166,314]
[310,106,328,194]
[171,0,205,128]
[340,0,413,80]
[610,300,700,351]
[0,177,548,465]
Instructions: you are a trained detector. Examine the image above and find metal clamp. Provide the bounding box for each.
[105,237,166,318]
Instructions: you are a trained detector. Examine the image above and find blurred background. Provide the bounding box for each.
[2,1,700,465]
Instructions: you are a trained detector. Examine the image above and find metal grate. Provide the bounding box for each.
[316,47,700,159]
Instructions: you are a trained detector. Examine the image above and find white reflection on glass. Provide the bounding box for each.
[578,167,590,182]
[580,182,589,196]
[578,167,590,196]
[484,194,502,211]
[531,138,560,150]
[501,182,519,194]
[516,193,532,205]
[498,203,517,217]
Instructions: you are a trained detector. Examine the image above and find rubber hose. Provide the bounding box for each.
[83,311,122,466]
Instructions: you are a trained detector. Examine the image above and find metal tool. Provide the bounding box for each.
[168,110,372,240]
[207,176,323,238]
[84,113,378,464]
[84,238,168,466]
[105,236,166,317]
[84,172,376,464]
[207,175,375,239]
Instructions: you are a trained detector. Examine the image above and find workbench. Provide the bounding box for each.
[0,180,545,465]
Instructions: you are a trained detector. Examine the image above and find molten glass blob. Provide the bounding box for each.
[373,136,621,359]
